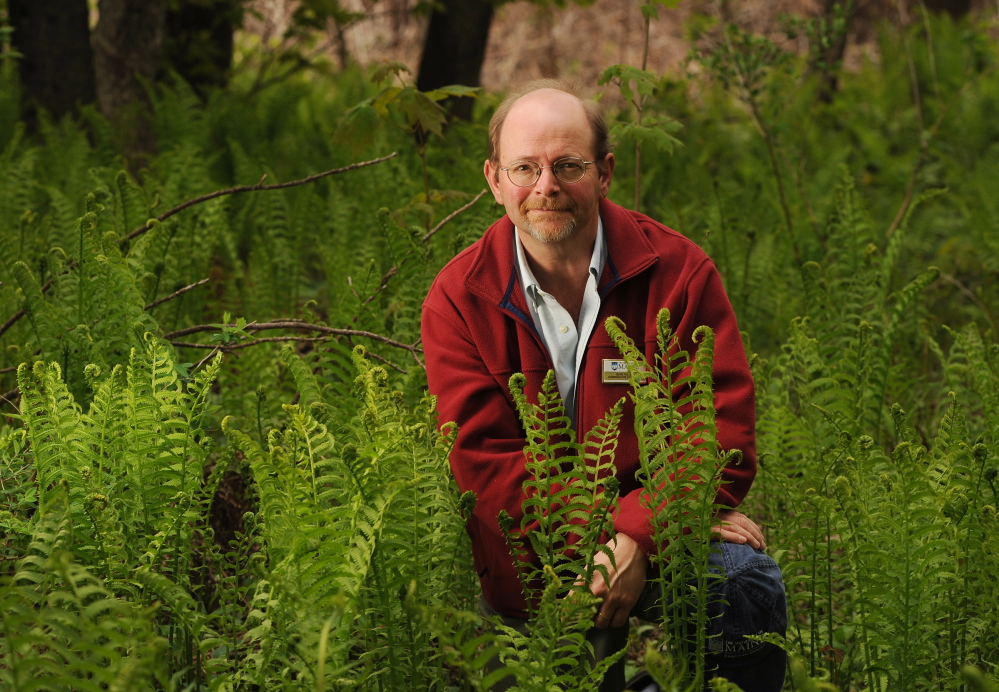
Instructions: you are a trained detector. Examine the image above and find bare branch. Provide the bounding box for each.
[359,189,488,310]
[191,346,223,374]
[170,334,409,373]
[0,310,26,341]
[170,336,326,350]
[327,336,410,374]
[346,344,408,374]
[0,274,60,340]
[125,152,399,242]
[0,388,19,409]
[144,278,210,311]
[163,320,423,357]
[421,188,489,243]
[364,351,408,375]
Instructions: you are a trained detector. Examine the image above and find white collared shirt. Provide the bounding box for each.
[514,218,607,424]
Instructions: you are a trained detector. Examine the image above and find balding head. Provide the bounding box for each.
[487,78,612,174]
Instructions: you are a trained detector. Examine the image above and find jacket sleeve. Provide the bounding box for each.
[612,257,757,557]
[421,289,535,541]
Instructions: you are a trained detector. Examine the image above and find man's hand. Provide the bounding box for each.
[713,508,766,550]
[586,533,649,630]
[581,512,763,630]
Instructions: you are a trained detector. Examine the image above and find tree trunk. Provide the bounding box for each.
[415,0,494,122]
[164,0,244,96]
[7,0,95,126]
[93,0,168,119]
[93,0,168,160]
[921,0,972,19]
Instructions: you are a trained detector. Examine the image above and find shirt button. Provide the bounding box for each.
[559,325,569,333]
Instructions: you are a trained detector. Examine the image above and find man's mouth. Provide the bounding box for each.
[523,201,574,214]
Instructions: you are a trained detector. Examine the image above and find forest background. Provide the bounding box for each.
[1,0,999,690]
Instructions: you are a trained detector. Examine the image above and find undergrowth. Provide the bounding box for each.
[0,8,997,691]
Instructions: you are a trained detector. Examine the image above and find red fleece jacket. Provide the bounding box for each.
[421,198,756,617]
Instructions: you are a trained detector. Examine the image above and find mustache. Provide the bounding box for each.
[522,198,575,212]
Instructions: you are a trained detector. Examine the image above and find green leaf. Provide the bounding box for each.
[599,64,661,102]
[424,85,481,101]
[332,103,380,157]
[396,88,447,139]
[610,119,683,155]
[371,85,403,116]
[370,60,411,86]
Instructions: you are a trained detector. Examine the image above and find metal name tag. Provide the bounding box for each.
[601,359,631,383]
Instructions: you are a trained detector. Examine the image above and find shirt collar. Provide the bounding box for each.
[514,217,606,306]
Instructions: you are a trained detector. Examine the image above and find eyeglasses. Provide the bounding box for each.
[498,157,595,187]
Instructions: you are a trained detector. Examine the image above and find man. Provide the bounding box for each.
[421,79,785,691]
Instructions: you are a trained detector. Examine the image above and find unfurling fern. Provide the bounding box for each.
[11,337,226,687]
[605,309,731,684]
[506,370,622,599]
[483,370,625,690]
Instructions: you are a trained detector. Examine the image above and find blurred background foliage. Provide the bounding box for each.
[0,0,998,689]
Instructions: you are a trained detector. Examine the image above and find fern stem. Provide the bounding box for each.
[809,503,820,678]
[826,514,835,685]
[371,557,402,691]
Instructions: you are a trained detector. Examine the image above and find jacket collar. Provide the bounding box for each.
[464,198,659,319]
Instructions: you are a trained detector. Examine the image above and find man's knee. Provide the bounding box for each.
[631,541,788,691]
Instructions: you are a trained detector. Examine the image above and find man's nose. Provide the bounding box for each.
[533,166,561,195]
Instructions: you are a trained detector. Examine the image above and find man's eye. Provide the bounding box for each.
[512,163,536,173]
[556,161,583,173]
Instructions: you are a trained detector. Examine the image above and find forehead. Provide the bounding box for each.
[499,90,594,161]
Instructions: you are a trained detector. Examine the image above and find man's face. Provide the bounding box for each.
[484,90,613,245]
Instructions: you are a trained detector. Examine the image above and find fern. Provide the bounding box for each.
[16,361,89,517]
[605,310,732,684]
[0,20,996,688]
[219,345,477,689]
[0,502,166,691]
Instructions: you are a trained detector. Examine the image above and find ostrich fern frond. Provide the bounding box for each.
[605,310,731,683]
[506,370,621,605]
[0,503,166,691]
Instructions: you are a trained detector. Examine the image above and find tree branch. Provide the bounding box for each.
[358,189,487,311]
[144,278,210,311]
[125,152,399,242]
[421,189,488,244]
[0,274,59,340]
[164,320,423,358]
[169,334,411,373]
[0,388,19,408]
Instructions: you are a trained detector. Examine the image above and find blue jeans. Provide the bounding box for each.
[628,541,788,692]
[481,542,787,692]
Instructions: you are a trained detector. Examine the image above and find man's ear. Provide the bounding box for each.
[598,153,615,198]
[483,159,504,204]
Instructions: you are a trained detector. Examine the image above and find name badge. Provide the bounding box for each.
[601,359,631,383]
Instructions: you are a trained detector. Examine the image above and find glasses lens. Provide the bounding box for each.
[508,162,540,186]
[553,158,587,183]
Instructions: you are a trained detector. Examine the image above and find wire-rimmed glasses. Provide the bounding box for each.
[498,157,595,187]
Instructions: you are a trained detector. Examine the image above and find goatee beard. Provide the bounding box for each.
[521,198,577,243]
